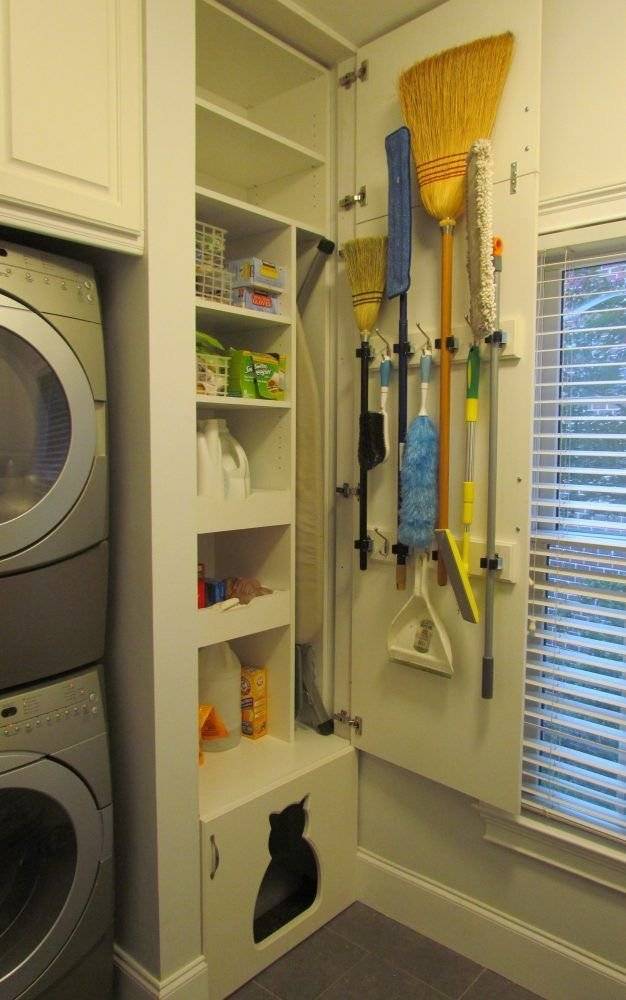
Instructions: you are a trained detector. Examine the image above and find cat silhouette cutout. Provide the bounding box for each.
[253,797,318,942]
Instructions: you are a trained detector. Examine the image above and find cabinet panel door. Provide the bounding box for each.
[0,0,143,250]
[201,748,357,999]
[342,0,541,812]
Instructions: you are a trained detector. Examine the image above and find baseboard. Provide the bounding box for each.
[114,946,209,1000]
[357,849,626,1000]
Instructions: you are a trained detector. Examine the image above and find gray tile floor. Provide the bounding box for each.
[229,902,542,1000]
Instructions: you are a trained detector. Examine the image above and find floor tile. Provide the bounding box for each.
[254,925,365,1000]
[462,969,543,1000]
[318,952,447,1000]
[327,902,482,998]
[227,983,278,1000]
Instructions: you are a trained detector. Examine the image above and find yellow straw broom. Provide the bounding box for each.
[398,32,513,585]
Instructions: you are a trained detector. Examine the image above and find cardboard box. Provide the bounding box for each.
[241,666,267,739]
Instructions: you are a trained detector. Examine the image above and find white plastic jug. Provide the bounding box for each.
[218,420,251,500]
[197,418,226,500]
[198,641,242,752]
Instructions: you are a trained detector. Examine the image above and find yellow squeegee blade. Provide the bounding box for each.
[435,528,480,624]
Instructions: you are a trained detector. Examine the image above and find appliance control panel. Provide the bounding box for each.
[0,666,106,752]
[0,239,101,324]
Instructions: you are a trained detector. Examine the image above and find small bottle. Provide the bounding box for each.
[197,563,206,609]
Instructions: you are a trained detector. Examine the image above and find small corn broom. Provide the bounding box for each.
[342,236,388,570]
[398,31,514,586]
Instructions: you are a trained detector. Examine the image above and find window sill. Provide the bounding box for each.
[478,804,626,895]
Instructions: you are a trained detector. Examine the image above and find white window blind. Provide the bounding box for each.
[524,236,626,844]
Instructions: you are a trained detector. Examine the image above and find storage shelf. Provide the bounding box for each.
[196,296,291,334]
[197,490,292,533]
[196,394,291,410]
[198,726,352,822]
[196,0,323,110]
[197,590,290,647]
[196,185,323,240]
[196,98,325,190]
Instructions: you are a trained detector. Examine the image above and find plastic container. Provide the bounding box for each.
[197,419,226,500]
[198,642,242,752]
[220,422,250,499]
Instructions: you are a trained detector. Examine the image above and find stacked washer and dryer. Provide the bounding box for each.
[0,242,113,999]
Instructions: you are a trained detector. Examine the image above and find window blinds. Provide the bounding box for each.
[524,241,626,843]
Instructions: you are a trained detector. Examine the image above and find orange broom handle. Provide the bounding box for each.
[437,221,454,586]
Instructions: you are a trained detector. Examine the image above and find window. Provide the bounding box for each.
[524,232,626,844]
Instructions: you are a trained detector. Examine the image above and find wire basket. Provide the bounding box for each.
[196,221,226,269]
[196,352,229,397]
[195,221,232,305]
[196,264,233,304]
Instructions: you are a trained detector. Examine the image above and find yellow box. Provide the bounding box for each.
[241,666,267,739]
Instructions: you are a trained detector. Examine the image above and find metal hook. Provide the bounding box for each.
[415,322,432,353]
[373,527,389,557]
[372,328,392,361]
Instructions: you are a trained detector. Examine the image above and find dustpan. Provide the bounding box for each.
[387,555,453,677]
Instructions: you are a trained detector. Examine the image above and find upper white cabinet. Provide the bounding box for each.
[0,0,144,253]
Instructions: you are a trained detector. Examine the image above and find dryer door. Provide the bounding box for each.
[0,758,102,999]
[0,295,95,559]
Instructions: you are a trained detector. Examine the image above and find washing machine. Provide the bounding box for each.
[0,665,113,999]
[0,240,108,691]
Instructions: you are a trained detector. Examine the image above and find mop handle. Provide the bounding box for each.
[396,293,409,588]
[462,344,480,571]
[437,222,454,586]
[357,335,371,571]
[482,241,503,698]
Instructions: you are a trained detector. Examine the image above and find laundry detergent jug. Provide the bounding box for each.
[197,418,226,500]
[198,641,242,752]
[218,420,251,500]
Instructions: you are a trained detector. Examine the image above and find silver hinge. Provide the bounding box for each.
[509,161,518,194]
[333,709,363,736]
[339,60,368,89]
[339,185,367,211]
[336,482,359,498]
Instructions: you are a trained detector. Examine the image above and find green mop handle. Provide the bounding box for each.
[462,344,480,572]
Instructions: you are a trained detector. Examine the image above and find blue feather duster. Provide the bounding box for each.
[398,351,438,551]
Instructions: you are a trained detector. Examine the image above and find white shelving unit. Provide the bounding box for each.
[193,5,353,995]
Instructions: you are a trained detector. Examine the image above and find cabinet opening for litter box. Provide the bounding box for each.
[253,796,319,943]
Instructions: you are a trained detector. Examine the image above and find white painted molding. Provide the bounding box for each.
[114,946,209,1000]
[538,182,626,235]
[479,805,626,895]
[357,848,626,1000]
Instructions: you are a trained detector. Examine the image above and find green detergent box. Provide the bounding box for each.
[227,350,257,398]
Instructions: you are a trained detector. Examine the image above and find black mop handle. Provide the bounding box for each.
[393,293,410,587]
[356,340,370,571]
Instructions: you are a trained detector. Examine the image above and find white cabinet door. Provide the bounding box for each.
[201,747,357,1000]
[340,0,542,812]
[0,0,143,253]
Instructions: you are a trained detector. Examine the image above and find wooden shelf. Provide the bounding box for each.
[198,726,351,822]
[197,490,292,533]
[196,98,325,190]
[197,590,290,647]
[196,1,323,110]
[196,185,323,240]
[196,296,291,334]
[196,394,290,410]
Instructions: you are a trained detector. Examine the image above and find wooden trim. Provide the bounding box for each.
[357,848,626,1000]
[114,947,209,1000]
[539,183,626,235]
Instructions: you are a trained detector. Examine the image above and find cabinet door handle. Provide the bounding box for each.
[209,834,220,880]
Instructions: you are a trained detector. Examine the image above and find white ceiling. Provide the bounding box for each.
[292,0,446,47]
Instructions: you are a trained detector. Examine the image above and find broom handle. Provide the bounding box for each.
[437,222,454,586]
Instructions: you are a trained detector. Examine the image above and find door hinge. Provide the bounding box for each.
[339,60,368,89]
[336,482,359,498]
[339,185,367,211]
[509,160,518,194]
[333,709,363,736]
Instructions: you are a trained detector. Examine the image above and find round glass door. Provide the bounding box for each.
[0,760,101,997]
[0,328,71,524]
[0,303,96,560]
[0,788,76,981]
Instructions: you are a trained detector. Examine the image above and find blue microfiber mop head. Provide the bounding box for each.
[398,351,438,551]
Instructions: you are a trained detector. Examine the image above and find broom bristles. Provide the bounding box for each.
[342,236,388,334]
[398,32,514,224]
